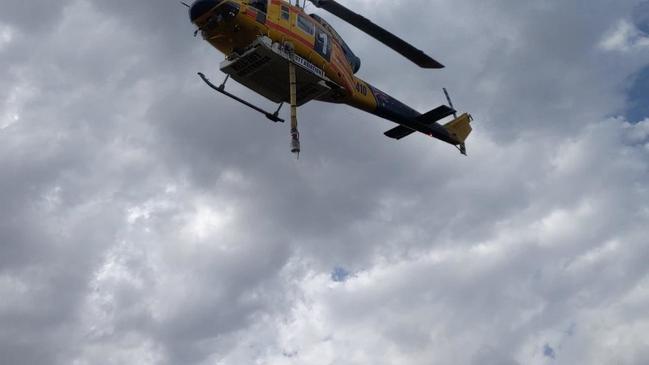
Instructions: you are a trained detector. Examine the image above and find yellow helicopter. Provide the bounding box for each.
[185,0,473,156]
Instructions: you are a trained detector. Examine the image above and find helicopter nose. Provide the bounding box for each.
[189,0,220,23]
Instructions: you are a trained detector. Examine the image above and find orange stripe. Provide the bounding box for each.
[334,53,350,73]
[265,20,313,49]
[331,48,354,89]
[328,60,353,92]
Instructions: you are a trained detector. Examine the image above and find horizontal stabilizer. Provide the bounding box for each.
[384,105,455,139]
[416,105,455,123]
[384,125,416,140]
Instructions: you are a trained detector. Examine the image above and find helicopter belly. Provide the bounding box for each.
[220,37,338,106]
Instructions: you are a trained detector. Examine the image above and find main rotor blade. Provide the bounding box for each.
[310,0,444,69]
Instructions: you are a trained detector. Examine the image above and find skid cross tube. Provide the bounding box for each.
[198,72,284,123]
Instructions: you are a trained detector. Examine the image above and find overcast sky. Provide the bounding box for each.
[1,0,649,364]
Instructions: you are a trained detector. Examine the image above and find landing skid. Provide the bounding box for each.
[198,72,285,123]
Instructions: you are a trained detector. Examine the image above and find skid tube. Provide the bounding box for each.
[198,72,285,123]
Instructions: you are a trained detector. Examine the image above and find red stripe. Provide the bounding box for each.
[245,8,257,18]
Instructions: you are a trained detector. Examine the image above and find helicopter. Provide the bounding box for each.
[185,0,474,156]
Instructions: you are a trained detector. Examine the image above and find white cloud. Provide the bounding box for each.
[600,19,649,51]
[0,23,13,48]
[0,81,36,130]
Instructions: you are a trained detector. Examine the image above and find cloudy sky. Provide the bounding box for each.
[1,0,649,364]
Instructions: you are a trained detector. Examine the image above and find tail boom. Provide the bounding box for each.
[343,78,472,153]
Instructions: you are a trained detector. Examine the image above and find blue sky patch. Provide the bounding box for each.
[626,65,649,123]
[634,1,649,35]
[626,1,649,124]
[331,267,351,282]
[543,343,556,360]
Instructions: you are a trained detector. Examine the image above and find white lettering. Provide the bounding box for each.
[293,55,325,78]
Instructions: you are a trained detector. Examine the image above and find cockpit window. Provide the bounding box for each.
[297,14,315,36]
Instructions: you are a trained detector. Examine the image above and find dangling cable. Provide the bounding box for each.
[287,46,301,158]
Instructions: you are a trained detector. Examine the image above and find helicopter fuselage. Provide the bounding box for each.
[189,0,468,150]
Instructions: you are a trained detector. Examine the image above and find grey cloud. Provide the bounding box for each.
[0,1,74,33]
[1,0,649,364]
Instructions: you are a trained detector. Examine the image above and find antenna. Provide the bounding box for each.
[181,2,190,7]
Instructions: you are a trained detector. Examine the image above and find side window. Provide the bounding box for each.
[281,5,289,21]
[251,0,267,13]
[296,14,314,36]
